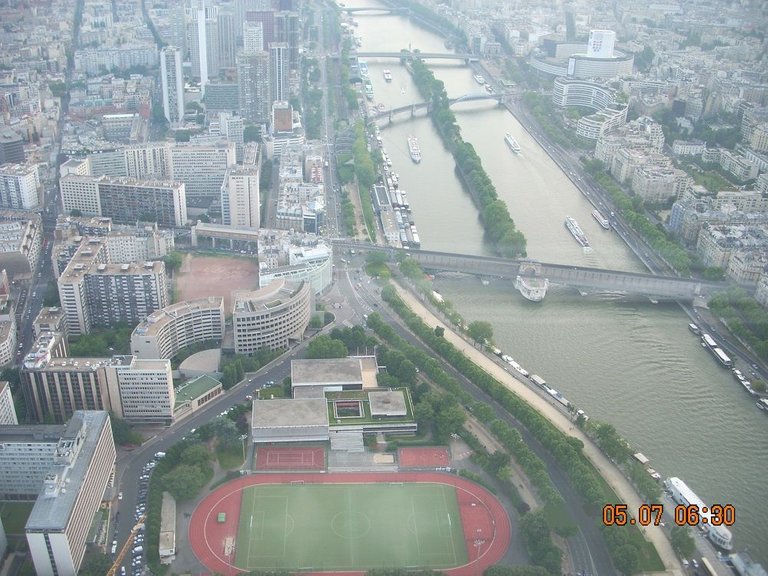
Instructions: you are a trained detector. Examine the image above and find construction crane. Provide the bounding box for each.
[106,514,146,576]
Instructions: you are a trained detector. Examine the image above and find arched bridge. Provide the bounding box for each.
[341,6,410,14]
[332,241,728,301]
[354,50,478,62]
[367,93,504,124]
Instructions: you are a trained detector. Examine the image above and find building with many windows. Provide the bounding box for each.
[0,424,63,500]
[160,46,185,126]
[233,279,311,354]
[0,212,43,280]
[104,356,174,425]
[221,149,260,228]
[131,297,225,360]
[0,164,41,210]
[57,239,168,335]
[0,380,18,425]
[26,411,115,576]
[59,175,187,227]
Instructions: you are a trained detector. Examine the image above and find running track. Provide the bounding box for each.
[189,472,511,576]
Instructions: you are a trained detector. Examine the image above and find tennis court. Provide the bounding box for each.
[234,482,467,571]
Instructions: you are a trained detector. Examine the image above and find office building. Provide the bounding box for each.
[0,129,25,166]
[26,411,116,576]
[243,20,264,53]
[217,6,238,70]
[160,46,185,126]
[204,83,240,113]
[237,50,271,123]
[233,279,311,354]
[191,6,210,88]
[0,380,17,425]
[269,42,289,103]
[0,164,41,210]
[131,297,225,360]
[104,357,174,425]
[586,30,616,58]
[221,145,260,228]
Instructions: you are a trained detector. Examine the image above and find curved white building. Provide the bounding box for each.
[530,30,633,80]
[552,78,628,140]
[233,278,311,354]
[131,297,225,360]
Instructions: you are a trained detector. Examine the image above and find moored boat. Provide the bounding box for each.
[473,74,485,85]
[565,216,589,248]
[757,398,768,412]
[592,209,610,230]
[504,132,521,154]
[383,69,392,82]
[514,275,548,302]
[407,135,421,164]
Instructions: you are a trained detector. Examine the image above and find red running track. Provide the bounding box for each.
[189,471,511,576]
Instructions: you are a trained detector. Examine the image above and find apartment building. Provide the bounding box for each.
[0,424,63,499]
[0,212,43,279]
[26,411,115,576]
[60,174,187,227]
[0,164,41,210]
[0,381,18,425]
[131,297,225,360]
[104,356,174,425]
[233,279,311,354]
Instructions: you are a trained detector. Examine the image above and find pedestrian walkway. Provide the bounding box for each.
[390,280,683,575]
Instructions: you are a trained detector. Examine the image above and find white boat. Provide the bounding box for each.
[407,136,421,164]
[592,209,610,230]
[757,398,768,412]
[665,477,733,551]
[473,74,485,85]
[504,133,521,154]
[514,275,548,302]
[383,69,392,82]
[565,216,589,248]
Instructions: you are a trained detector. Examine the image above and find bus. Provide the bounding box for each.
[700,557,716,576]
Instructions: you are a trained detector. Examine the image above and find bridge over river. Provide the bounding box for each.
[332,241,727,301]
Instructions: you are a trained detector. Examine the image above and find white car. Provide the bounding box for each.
[118,492,123,500]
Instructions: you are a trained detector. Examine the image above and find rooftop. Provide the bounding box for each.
[251,398,329,429]
[174,375,221,408]
[26,411,111,532]
[291,358,365,387]
[133,297,224,337]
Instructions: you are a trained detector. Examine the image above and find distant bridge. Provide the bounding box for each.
[332,241,727,301]
[367,93,504,124]
[354,50,478,62]
[340,6,409,14]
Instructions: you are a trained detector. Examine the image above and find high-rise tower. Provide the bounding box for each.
[160,46,184,125]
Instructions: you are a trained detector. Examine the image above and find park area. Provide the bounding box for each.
[175,253,259,311]
[190,472,510,576]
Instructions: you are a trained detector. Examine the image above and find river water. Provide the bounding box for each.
[349,2,767,564]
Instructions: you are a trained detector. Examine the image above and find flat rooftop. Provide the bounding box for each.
[173,375,221,408]
[251,398,329,429]
[291,358,364,387]
[26,411,111,532]
[368,390,407,416]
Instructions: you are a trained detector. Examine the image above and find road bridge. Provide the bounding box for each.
[341,6,409,14]
[367,93,504,125]
[354,50,478,62]
[332,241,727,301]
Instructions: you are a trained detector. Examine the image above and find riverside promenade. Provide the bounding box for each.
[391,281,684,576]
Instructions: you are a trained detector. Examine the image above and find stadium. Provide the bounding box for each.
[189,446,511,575]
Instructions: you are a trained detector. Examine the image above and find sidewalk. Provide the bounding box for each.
[391,280,683,575]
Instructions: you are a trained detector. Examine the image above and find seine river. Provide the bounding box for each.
[349,1,768,563]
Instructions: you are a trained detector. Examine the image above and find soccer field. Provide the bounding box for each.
[234,482,468,571]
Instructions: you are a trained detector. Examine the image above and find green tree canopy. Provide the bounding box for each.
[306,334,348,358]
[161,463,209,501]
[467,320,493,345]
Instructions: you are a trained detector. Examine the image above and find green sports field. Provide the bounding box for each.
[234,482,468,571]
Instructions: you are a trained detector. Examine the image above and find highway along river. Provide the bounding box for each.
[351,0,768,562]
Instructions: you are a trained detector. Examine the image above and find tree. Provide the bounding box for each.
[669,526,695,558]
[161,463,209,501]
[180,443,211,467]
[434,326,445,338]
[109,413,143,446]
[163,251,183,273]
[78,551,113,575]
[613,544,639,575]
[467,320,493,345]
[306,335,348,358]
